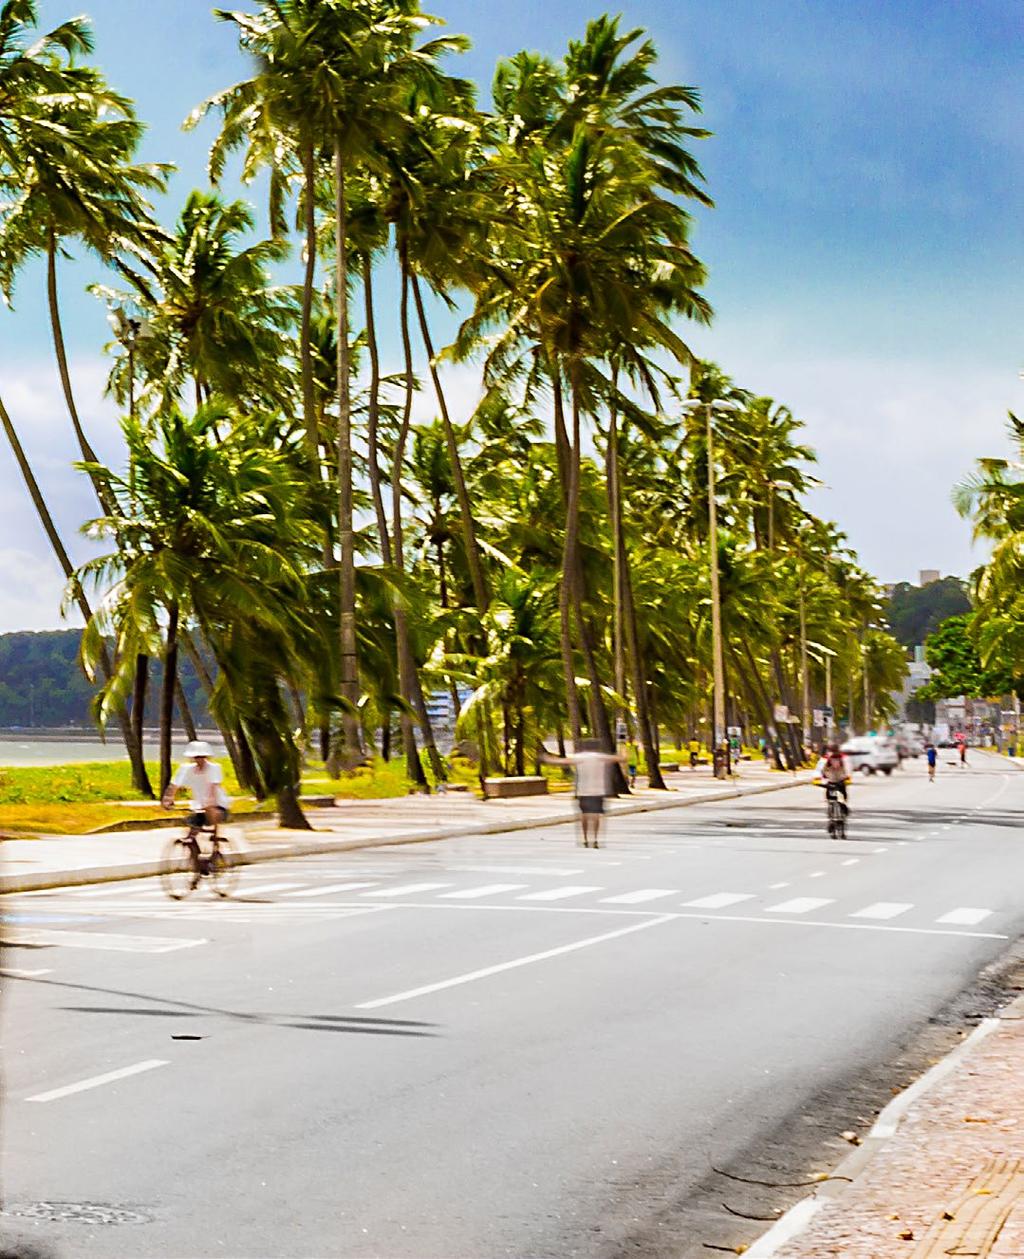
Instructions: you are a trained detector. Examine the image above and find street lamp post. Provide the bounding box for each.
[682,396,741,778]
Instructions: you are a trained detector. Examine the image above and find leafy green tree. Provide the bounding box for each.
[920,614,1013,700]
[885,578,971,648]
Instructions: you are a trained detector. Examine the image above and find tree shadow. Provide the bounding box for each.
[8,973,439,1038]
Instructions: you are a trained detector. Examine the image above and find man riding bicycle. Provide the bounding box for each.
[815,742,851,815]
[161,740,231,836]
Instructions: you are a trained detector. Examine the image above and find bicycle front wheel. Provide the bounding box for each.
[208,836,241,898]
[161,837,200,900]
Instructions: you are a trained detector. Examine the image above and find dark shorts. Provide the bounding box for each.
[578,795,605,815]
[187,808,229,828]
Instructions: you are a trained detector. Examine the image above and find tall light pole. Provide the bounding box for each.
[682,396,741,776]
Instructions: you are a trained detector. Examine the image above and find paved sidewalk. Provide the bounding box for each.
[751,996,1024,1258]
[0,760,810,892]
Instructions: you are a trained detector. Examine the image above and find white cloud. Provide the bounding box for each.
[687,323,1019,583]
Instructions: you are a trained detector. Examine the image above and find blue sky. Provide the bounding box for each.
[1,0,1021,629]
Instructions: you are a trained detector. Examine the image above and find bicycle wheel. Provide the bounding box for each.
[161,836,200,900]
[208,836,241,898]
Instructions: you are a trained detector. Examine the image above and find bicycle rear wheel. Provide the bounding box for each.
[161,837,200,900]
[208,836,240,898]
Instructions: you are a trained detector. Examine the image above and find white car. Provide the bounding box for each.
[841,736,900,776]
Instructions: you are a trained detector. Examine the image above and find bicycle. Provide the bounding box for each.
[160,816,240,900]
[825,782,847,840]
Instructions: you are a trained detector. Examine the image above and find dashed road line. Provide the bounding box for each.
[356,915,676,1010]
[26,1059,169,1104]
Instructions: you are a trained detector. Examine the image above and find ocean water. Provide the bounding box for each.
[0,736,224,768]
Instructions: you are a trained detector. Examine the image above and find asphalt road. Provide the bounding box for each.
[2,754,1022,1258]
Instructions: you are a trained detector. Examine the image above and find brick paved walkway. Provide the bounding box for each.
[769,998,1024,1258]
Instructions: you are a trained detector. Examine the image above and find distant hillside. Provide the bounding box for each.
[0,630,211,729]
[885,577,971,647]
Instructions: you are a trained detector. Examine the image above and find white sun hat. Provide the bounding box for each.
[184,740,214,758]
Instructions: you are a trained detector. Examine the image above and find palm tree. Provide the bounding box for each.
[0,2,153,788]
[3,69,169,507]
[96,191,296,414]
[77,401,324,827]
[215,0,468,771]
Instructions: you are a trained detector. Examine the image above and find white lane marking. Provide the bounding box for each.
[4,928,207,953]
[439,884,528,900]
[850,902,913,921]
[519,885,603,902]
[809,871,825,879]
[67,883,153,897]
[765,897,834,915]
[768,882,790,890]
[681,892,755,910]
[599,889,678,905]
[841,859,859,866]
[873,847,889,853]
[937,907,993,926]
[26,1059,169,1104]
[362,883,452,898]
[674,911,1007,941]
[1,967,53,977]
[450,865,585,876]
[283,882,379,898]
[356,916,675,1010]
[236,882,298,897]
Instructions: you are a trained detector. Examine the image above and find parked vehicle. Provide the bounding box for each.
[840,735,900,776]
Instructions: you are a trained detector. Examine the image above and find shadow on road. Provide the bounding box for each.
[4,972,439,1038]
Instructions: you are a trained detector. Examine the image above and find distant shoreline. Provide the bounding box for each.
[0,729,217,743]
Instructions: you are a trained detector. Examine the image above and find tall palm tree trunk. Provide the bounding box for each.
[159,602,179,794]
[557,364,583,747]
[180,629,250,787]
[410,271,488,613]
[175,678,198,742]
[620,540,668,790]
[393,257,430,788]
[300,143,319,461]
[333,149,361,766]
[0,390,150,791]
[46,227,115,516]
[363,256,391,566]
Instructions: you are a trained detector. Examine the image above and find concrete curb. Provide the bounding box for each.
[0,774,813,894]
[744,997,1021,1258]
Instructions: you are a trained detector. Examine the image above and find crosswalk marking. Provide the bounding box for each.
[362,882,452,898]
[850,902,913,920]
[439,884,527,900]
[599,889,677,905]
[519,886,603,902]
[283,882,379,898]
[4,927,206,953]
[450,865,586,877]
[238,882,300,897]
[765,897,834,915]
[69,883,150,897]
[681,892,754,910]
[936,907,993,926]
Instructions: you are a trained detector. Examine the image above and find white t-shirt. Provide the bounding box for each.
[173,761,230,810]
[572,752,612,798]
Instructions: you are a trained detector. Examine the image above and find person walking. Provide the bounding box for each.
[542,740,625,848]
[626,742,639,790]
[688,735,701,770]
[925,742,938,782]
[956,733,968,768]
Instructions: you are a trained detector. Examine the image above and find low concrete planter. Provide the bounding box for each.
[482,776,549,799]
